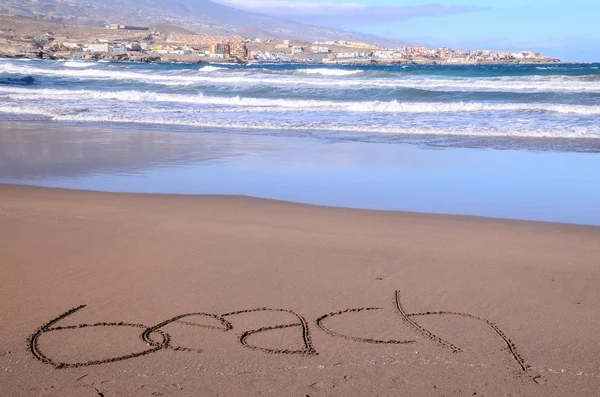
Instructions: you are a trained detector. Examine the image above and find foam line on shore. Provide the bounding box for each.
[39,113,598,139]
[3,87,600,115]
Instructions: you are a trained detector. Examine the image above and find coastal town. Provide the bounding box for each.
[0,15,560,64]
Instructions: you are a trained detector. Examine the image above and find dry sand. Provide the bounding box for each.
[1,184,599,396]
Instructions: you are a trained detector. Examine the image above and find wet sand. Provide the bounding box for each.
[2,121,600,225]
[1,184,599,396]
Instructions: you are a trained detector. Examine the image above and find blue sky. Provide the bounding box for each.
[217,0,599,62]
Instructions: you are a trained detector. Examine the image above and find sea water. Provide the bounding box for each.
[1,60,600,152]
[1,59,600,224]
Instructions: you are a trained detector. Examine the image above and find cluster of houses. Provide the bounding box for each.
[47,36,248,59]
[43,28,553,64]
[250,51,293,62]
[245,41,550,63]
[319,46,549,63]
[47,39,143,53]
[160,34,248,58]
[396,47,545,63]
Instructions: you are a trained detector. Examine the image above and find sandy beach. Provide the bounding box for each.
[1,184,599,396]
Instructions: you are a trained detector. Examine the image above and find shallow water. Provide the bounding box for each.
[1,121,599,225]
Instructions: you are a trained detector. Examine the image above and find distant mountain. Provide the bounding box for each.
[0,0,415,47]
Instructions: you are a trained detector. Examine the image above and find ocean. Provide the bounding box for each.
[1,59,600,152]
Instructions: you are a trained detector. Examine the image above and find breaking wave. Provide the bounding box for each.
[44,113,600,139]
[63,61,96,68]
[1,59,599,150]
[3,87,600,115]
[3,62,600,93]
[296,68,363,76]
[198,65,227,72]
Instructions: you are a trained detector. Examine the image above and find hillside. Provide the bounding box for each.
[0,0,414,47]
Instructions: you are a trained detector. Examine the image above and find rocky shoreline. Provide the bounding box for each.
[0,49,563,66]
[0,49,217,64]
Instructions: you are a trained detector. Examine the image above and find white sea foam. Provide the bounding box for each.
[3,97,598,138]
[64,61,95,68]
[0,105,63,116]
[43,113,600,139]
[3,87,600,115]
[296,68,363,76]
[199,65,227,72]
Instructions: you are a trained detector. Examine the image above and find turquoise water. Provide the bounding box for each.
[1,60,600,152]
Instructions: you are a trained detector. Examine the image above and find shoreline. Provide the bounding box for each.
[2,117,599,153]
[1,52,568,65]
[4,183,600,229]
[1,120,599,227]
[3,183,600,229]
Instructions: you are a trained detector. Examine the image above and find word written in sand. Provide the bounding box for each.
[28,291,528,372]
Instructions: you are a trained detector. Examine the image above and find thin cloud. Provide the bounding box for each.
[216,1,489,26]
